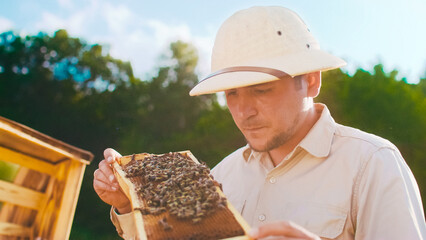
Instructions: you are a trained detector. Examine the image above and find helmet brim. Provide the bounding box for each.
[190,49,346,96]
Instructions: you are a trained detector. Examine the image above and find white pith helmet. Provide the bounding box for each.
[190,6,346,96]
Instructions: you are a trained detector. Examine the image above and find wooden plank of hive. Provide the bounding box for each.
[0,146,57,176]
[0,116,93,239]
[113,154,148,239]
[49,159,87,240]
[113,151,252,240]
[0,179,46,209]
[0,117,93,165]
[0,167,49,239]
[0,222,32,237]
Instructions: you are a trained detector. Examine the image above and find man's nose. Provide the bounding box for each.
[237,95,257,119]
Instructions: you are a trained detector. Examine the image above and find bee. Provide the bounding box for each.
[158,217,173,231]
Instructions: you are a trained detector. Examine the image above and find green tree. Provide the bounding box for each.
[117,41,217,154]
[0,29,136,151]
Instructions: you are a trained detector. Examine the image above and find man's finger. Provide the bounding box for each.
[104,148,122,163]
[98,159,116,184]
[94,169,119,188]
[93,177,118,192]
[250,221,319,240]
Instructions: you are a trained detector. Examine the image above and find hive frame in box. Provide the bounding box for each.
[112,150,252,240]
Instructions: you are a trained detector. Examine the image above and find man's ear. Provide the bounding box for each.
[306,71,321,98]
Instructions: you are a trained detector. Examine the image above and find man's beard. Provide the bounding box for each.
[246,113,301,152]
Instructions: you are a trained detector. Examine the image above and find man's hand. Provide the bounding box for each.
[249,221,320,240]
[93,148,132,214]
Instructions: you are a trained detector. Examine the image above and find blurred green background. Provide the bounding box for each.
[0,30,425,239]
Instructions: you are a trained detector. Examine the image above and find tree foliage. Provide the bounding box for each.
[0,30,425,239]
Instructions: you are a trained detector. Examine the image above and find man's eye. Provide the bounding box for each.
[226,90,237,96]
[254,88,272,94]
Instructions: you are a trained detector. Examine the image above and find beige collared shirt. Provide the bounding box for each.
[212,104,425,239]
[111,104,426,239]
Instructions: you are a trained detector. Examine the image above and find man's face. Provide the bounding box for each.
[225,76,311,152]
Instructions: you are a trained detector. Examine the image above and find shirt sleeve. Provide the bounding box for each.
[354,147,426,239]
[110,207,138,239]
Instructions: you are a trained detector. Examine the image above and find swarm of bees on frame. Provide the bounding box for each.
[124,152,227,231]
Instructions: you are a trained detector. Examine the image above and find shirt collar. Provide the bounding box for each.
[299,103,336,158]
[242,103,336,162]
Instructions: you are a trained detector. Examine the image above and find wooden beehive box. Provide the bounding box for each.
[0,116,93,239]
[113,151,251,240]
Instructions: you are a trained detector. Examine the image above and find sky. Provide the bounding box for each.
[0,0,425,84]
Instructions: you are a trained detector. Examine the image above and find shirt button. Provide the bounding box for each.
[258,214,266,221]
[269,177,276,184]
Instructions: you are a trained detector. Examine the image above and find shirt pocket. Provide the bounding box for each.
[283,202,347,239]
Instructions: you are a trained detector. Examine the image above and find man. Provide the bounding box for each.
[93,6,426,239]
